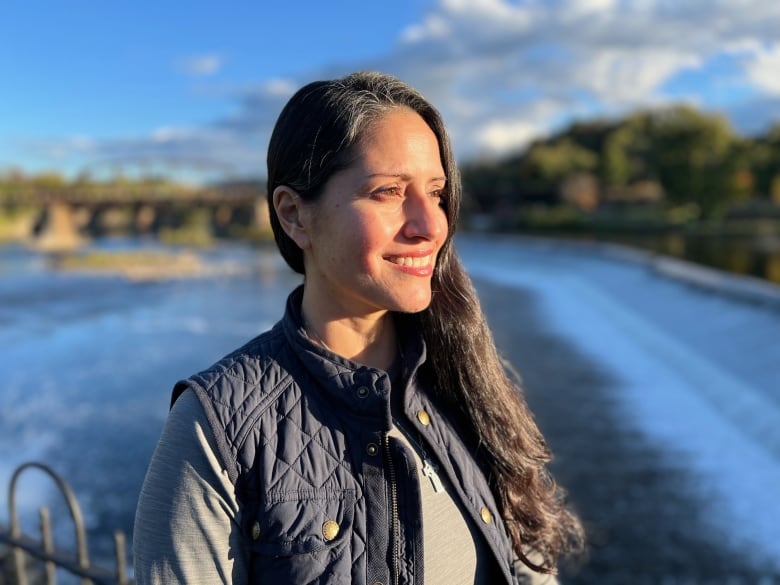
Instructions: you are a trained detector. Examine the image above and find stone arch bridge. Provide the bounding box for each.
[3,185,270,250]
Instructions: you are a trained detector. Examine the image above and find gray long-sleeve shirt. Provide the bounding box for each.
[134,391,556,585]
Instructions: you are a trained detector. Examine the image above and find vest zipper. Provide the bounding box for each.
[384,434,400,585]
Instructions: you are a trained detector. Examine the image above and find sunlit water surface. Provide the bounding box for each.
[0,241,301,565]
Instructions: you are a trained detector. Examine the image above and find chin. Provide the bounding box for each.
[394,293,433,314]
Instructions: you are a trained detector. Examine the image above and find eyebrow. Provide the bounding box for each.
[366,172,447,182]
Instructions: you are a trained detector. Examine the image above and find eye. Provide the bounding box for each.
[429,188,446,206]
[371,185,403,199]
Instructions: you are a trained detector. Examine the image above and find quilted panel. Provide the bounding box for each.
[187,323,370,582]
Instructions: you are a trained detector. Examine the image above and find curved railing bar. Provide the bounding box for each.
[9,461,91,578]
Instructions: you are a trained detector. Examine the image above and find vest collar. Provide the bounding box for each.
[281,286,427,426]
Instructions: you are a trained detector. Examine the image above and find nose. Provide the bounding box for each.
[402,187,447,241]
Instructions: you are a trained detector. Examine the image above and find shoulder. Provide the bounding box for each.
[175,322,296,408]
[171,321,304,483]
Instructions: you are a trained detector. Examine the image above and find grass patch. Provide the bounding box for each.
[56,250,206,280]
[0,206,40,241]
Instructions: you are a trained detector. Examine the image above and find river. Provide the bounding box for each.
[2,236,779,582]
[0,240,303,567]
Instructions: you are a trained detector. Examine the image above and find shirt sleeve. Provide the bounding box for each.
[133,389,248,585]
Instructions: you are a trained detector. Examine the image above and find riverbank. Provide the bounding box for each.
[474,219,780,285]
[479,233,780,310]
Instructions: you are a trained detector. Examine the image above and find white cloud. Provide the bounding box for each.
[386,0,780,156]
[401,14,450,44]
[560,0,617,19]
[401,0,534,51]
[151,126,191,143]
[69,135,95,151]
[574,49,702,104]
[31,0,780,181]
[722,39,763,55]
[261,78,298,98]
[476,119,542,153]
[27,135,96,161]
[180,54,224,77]
[745,43,780,95]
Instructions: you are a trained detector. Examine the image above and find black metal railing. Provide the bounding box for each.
[0,462,133,585]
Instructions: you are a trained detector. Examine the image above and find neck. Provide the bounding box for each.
[301,291,398,371]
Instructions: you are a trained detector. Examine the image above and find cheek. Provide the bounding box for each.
[436,208,449,235]
[356,213,393,244]
[318,213,372,268]
[354,217,393,269]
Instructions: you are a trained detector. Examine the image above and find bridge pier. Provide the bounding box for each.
[253,199,270,232]
[34,201,84,251]
[134,205,156,233]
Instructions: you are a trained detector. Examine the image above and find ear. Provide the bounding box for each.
[273,186,312,250]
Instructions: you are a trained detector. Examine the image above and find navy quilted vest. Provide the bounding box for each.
[172,287,523,584]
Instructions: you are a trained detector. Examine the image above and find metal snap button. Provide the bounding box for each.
[251,521,261,540]
[322,520,340,541]
[480,506,493,524]
[366,443,379,456]
[357,386,370,398]
[417,409,431,426]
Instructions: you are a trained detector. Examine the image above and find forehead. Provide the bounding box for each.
[353,108,445,173]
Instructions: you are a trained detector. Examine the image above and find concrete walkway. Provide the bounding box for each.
[459,235,780,584]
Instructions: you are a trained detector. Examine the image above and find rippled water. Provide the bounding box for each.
[3,236,779,579]
[0,240,301,564]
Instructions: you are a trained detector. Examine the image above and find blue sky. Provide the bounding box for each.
[2,0,780,183]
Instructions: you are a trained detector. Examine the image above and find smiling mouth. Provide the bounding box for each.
[386,255,434,268]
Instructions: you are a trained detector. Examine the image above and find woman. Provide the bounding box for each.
[134,71,583,584]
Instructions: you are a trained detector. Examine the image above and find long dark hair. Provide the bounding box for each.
[267,71,583,573]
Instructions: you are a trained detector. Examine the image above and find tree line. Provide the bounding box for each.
[0,171,205,203]
[460,104,780,229]
[4,104,780,232]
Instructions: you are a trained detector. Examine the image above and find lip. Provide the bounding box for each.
[385,250,436,276]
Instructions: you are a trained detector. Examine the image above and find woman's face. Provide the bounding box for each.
[301,107,449,319]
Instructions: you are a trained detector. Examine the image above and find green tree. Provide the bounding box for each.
[601,113,655,188]
[32,171,67,193]
[749,123,780,200]
[525,138,599,181]
[646,106,739,217]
